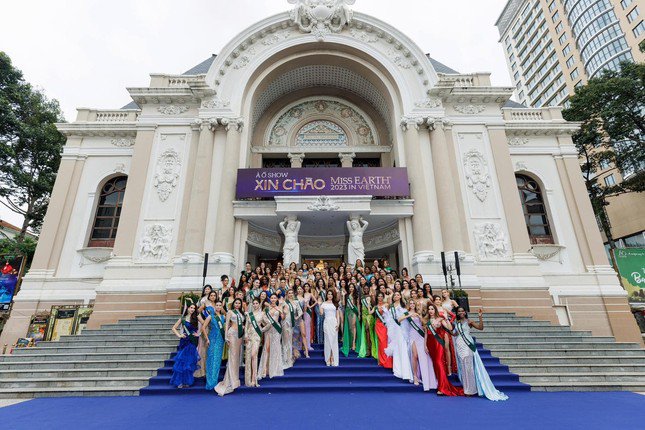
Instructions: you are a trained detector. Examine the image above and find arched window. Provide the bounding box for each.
[88,176,128,247]
[516,174,554,245]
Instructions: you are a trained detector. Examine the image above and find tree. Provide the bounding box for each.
[562,61,645,247]
[0,51,66,241]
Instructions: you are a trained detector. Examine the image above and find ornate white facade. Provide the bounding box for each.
[2,1,641,346]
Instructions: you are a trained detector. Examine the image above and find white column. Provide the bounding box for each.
[339,152,355,167]
[288,153,305,168]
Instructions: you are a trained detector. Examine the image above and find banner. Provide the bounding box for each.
[236,167,410,199]
[613,248,645,303]
[0,255,24,304]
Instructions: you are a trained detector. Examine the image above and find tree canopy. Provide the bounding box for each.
[0,51,66,241]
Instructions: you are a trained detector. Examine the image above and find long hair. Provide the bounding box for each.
[183,304,199,328]
[201,285,213,297]
[427,303,440,320]
[325,289,338,307]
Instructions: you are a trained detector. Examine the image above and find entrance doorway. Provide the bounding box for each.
[302,257,344,271]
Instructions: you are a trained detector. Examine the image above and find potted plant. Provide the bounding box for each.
[178,292,200,313]
[452,288,470,312]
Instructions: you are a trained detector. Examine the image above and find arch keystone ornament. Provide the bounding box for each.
[289,0,355,40]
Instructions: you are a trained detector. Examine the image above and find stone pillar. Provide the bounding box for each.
[429,119,464,253]
[487,127,532,254]
[203,123,229,254]
[113,126,157,257]
[182,120,215,258]
[400,117,434,272]
[212,118,244,274]
[30,141,86,271]
[339,152,355,167]
[288,153,305,168]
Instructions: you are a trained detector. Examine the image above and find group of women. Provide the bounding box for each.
[170,259,507,401]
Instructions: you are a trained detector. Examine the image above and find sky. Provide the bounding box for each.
[0,0,512,227]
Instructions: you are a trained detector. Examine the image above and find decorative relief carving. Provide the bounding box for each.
[289,0,355,40]
[475,223,509,260]
[111,138,135,147]
[454,104,486,115]
[157,106,189,115]
[201,97,230,109]
[414,97,442,109]
[139,224,172,260]
[463,148,491,202]
[307,196,340,211]
[388,49,413,69]
[262,30,292,45]
[77,247,112,267]
[269,99,374,146]
[514,161,528,171]
[114,163,126,174]
[508,137,529,146]
[530,245,564,262]
[364,227,400,249]
[233,48,255,70]
[247,230,281,251]
[350,27,379,43]
[153,149,181,202]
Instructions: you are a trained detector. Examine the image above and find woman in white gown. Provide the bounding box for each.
[321,290,340,367]
[397,300,438,391]
[384,291,413,382]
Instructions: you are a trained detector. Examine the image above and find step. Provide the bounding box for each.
[0,359,168,370]
[80,329,177,335]
[499,356,645,365]
[509,364,645,373]
[475,330,595,337]
[0,376,151,389]
[519,373,645,383]
[37,340,178,347]
[0,386,140,399]
[0,352,173,362]
[528,382,645,392]
[100,323,175,330]
[0,368,159,379]
[60,334,178,341]
[11,345,176,355]
[475,336,605,343]
[492,349,645,357]
[478,341,642,353]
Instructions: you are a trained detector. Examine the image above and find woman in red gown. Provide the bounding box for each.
[433,295,458,375]
[374,292,393,369]
[425,303,464,396]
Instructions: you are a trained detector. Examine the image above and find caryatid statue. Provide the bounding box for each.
[280,217,301,267]
[347,216,368,267]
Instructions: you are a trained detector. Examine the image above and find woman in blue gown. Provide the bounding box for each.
[170,303,201,388]
[201,293,226,391]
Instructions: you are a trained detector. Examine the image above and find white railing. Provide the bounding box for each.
[507,109,544,121]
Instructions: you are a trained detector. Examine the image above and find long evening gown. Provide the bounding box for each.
[341,297,361,357]
[244,311,265,387]
[258,307,284,379]
[315,301,324,344]
[293,300,305,359]
[321,302,339,366]
[302,294,313,351]
[194,317,208,378]
[215,311,244,396]
[440,303,458,375]
[426,319,464,396]
[408,315,437,391]
[281,302,295,369]
[170,319,200,387]
[454,320,508,401]
[358,297,374,358]
[204,307,225,391]
[384,305,413,381]
[375,306,393,368]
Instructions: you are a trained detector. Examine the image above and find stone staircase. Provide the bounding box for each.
[0,312,643,397]
[473,313,645,392]
[0,316,178,398]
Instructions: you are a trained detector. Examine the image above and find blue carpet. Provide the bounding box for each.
[0,391,643,429]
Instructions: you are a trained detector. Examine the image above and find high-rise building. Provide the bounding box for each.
[496,0,644,108]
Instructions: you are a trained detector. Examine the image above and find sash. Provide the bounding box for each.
[426,320,445,347]
[233,310,244,338]
[361,297,370,311]
[375,307,386,325]
[215,315,225,339]
[249,312,262,338]
[404,312,425,338]
[390,306,400,326]
[287,301,295,327]
[347,297,359,316]
[305,299,313,316]
[457,321,477,352]
[267,309,282,334]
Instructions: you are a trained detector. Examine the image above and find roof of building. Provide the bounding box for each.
[503,99,527,108]
[121,54,460,109]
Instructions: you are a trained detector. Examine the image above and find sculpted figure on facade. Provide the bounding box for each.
[139,224,172,260]
[280,217,301,266]
[475,223,509,260]
[288,0,355,40]
[347,215,368,266]
[463,149,491,202]
[153,149,181,202]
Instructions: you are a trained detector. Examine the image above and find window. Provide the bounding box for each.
[516,174,554,245]
[89,176,128,247]
[570,68,580,79]
[599,159,610,170]
[559,33,568,44]
[262,158,291,168]
[566,56,575,68]
[514,71,520,81]
[563,44,571,56]
[604,174,616,186]
[353,158,381,168]
[512,62,517,71]
[555,22,563,33]
[633,20,644,37]
[627,6,640,23]
[302,158,341,168]
[621,0,633,9]
[623,232,645,248]
[549,1,556,12]
[552,11,560,22]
